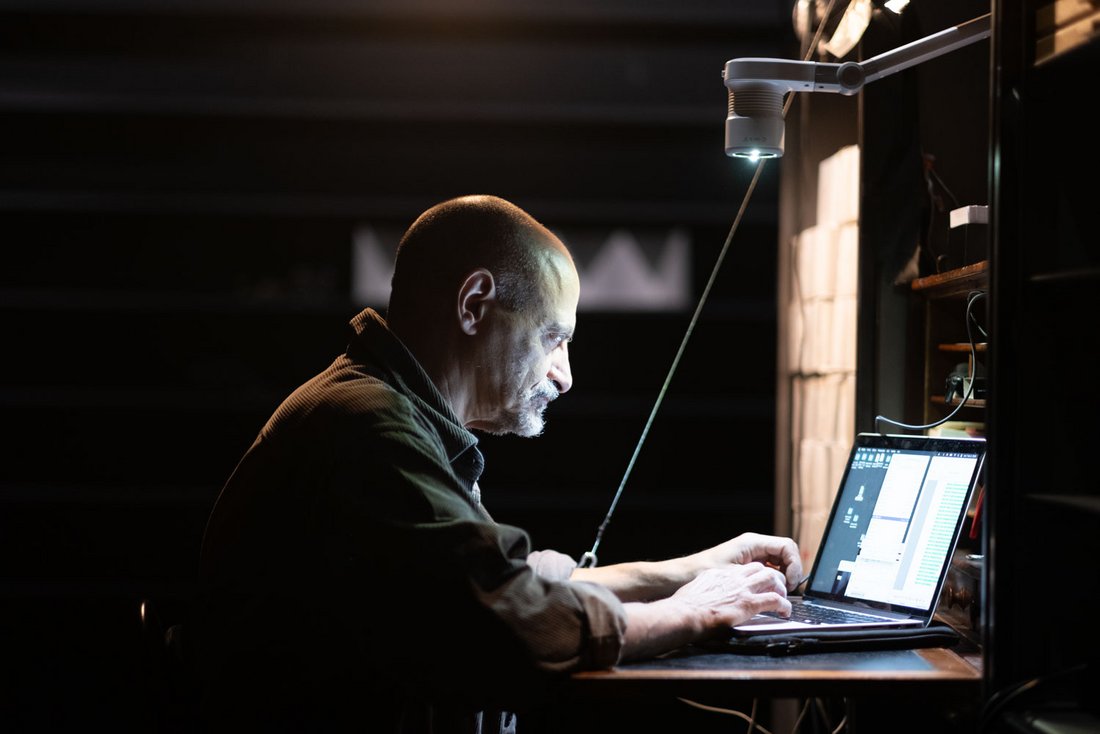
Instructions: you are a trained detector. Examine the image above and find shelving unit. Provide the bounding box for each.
[776,7,996,716]
[852,1,1100,724]
[986,5,1100,723]
[771,0,1100,728]
[910,260,989,430]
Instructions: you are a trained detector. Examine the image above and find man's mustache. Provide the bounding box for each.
[530,382,560,404]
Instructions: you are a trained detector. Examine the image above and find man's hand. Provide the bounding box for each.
[571,532,803,602]
[618,562,791,661]
[689,533,803,592]
[669,562,792,627]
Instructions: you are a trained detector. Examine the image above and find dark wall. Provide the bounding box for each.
[0,2,794,728]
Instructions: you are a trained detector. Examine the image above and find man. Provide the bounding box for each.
[196,195,801,733]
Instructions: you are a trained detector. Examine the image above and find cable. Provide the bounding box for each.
[874,290,986,433]
[676,697,776,734]
[977,662,1090,733]
[790,699,812,733]
[678,695,848,734]
[577,0,841,569]
[969,299,988,338]
[575,158,767,568]
[814,697,834,733]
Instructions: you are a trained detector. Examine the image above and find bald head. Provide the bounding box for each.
[385,195,579,433]
[387,195,570,328]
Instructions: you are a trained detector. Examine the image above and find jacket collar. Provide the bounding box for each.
[346,308,484,485]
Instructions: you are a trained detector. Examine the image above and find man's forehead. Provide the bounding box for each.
[536,246,578,296]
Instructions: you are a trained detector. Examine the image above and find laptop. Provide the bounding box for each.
[732,432,986,637]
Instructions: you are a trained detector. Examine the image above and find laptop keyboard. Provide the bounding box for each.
[762,601,892,625]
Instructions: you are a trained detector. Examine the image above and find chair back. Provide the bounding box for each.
[139,598,202,732]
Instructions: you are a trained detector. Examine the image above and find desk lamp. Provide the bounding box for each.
[723,13,991,161]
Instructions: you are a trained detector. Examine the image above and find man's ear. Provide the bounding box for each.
[457,269,496,335]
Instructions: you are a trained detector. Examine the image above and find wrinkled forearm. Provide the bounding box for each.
[618,599,708,661]
[570,556,702,602]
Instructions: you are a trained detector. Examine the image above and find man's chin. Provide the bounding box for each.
[513,421,546,438]
[475,404,548,438]
[509,407,548,438]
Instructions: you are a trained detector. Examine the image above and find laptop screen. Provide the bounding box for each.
[805,433,986,617]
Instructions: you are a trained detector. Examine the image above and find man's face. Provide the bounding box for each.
[474,251,579,438]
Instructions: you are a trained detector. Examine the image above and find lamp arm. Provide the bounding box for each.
[860,12,991,85]
[722,13,991,96]
[720,12,991,159]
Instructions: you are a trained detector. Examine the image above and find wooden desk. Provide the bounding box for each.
[558,645,982,734]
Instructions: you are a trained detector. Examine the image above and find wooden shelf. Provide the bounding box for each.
[931,396,987,409]
[1027,494,1100,515]
[911,260,989,298]
[1029,267,1100,285]
[917,264,991,434]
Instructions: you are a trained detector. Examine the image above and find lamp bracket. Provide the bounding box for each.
[723,13,991,97]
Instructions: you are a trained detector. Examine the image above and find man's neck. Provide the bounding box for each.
[391,321,475,427]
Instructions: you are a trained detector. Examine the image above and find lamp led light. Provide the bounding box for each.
[742,149,779,163]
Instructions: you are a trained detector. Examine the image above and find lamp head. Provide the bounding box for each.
[722,58,862,160]
[724,81,786,160]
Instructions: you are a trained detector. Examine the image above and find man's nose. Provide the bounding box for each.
[548,344,573,394]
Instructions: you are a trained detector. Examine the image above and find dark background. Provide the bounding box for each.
[1,1,795,728]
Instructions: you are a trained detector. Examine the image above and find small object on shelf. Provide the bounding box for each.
[928,421,986,438]
[944,363,969,404]
[927,421,986,438]
[949,205,989,228]
[944,359,987,405]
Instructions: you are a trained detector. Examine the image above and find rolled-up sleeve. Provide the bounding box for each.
[523,549,624,669]
[326,418,626,708]
[560,580,626,669]
[526,549,578,581]
[451,520,626,676]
